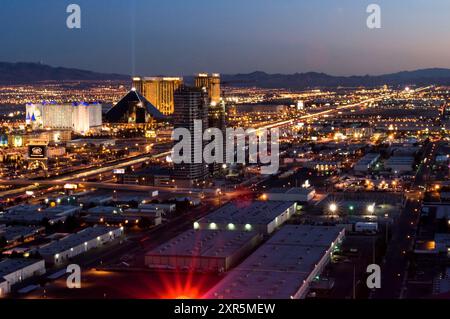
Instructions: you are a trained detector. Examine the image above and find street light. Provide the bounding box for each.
[367,203,375,214]
[329,203,338,214]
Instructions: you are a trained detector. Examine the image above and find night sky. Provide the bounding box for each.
[1,0,450,76]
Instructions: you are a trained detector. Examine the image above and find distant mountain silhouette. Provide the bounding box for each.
[0,62,128,83]
[2,62,450,88]
[220,68,450,89]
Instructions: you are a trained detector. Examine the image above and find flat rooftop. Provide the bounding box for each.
[0,225,43,242]
[204,225,344,299]
[198,201,295,225]
[267,187,314,195]
[87,206,122,215]
[39,226,120,256]
[355,153,380,165]
[0,205,80,223]
[146,229,260,259]
[385,156,414,164]
[0,258,43,278]
[266,225,345,247]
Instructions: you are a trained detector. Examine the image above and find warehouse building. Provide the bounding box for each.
[78,195,113,206]
[264,186,315,203]
[145,229,262,272]
[204,225,345,299]
[354,153,380,173]
[38,226,123,265]
[0,204,81,225]
[83,206,162,226]
[384,156,415,174]
[0,225,45,247]
[138,203,176,214]
[0,258,46,297]
[194,201,296,235]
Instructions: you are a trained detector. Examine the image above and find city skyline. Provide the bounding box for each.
[1,0,450,308]
[2,0,450,76]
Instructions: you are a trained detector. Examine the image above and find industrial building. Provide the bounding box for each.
[354,153,380,173]
[83,205,162,226]
[384,156,415,173]
[265,186,316,203]
[138,203,176,214]
[0,225,45,247]
[204,225,345,299]
[145,229,262,272]
[121,167,173,187]
[0,258,46,297]
[0,205,81,225]
[25,101,102,134]
[194,201,296,235]
[38,226,123,265]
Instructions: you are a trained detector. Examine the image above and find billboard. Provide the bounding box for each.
[113,169,125,174]
[28,145,47,159]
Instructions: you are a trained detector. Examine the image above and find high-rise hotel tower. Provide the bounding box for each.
[132,77,183,115]
[172,86,209,187]
[194,73,221,105]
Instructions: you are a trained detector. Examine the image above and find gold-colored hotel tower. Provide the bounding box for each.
[194,73,221,105]
[132,77,183,115]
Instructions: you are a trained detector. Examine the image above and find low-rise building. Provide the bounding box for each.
[79,195,113,206]
[204,225,345,299]
[384,156,415,174]
[145,229,262,272]
[194,201,296,235]
[122,167,173,187]
[354,153,380,173]
[0,225,45,247]
[38,226,123,265]
[138,203,176,214]
[84,206,162,226]
[0,258,46,297]
[265,187,315,203]
[0,205,81,225]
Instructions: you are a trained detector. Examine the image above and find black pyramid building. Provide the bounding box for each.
[105,89,166,123]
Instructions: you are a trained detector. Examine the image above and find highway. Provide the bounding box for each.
[0,151,170,198]
[0,90,406,199]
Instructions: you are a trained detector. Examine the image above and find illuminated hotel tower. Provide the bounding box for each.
[132,77,183,115]
[194,73,221,105]
[173,86,209,187]
[195,73,225,175]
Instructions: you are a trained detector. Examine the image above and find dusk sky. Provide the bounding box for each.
[1,0,450,76]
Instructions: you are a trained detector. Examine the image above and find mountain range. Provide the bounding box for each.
[220,69,450,89]
[2,62,450,89]
[0,62,128,83]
